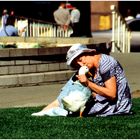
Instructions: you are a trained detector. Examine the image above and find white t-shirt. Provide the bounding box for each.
[70,9,80,23]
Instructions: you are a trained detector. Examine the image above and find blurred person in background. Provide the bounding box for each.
[70,6,81,37]
[125,9,134,21]
[0,15,18,36]
[1,9,9,29]
[53,2,71,31]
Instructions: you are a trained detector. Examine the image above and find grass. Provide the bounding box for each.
[0,98,140,139]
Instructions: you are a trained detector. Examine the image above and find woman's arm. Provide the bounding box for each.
[77,75,117,100]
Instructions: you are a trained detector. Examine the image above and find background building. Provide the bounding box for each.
[90,1,118,31]
[91,1,140,31]
[0,1,140,34]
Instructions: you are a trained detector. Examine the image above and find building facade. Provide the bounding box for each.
[90,1,118,31]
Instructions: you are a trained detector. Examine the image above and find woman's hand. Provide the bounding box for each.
[77,74,117,101]
[92,91,97,98]
[76,74,89,86]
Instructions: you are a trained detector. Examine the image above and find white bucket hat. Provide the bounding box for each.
[66,43,96,66]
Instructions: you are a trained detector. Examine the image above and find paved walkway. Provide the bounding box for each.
[0,53,140,108]
[0,83,64,108]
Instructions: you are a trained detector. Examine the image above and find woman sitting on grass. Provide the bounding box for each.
[32,43,132,117]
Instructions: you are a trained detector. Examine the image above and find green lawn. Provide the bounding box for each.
[0,98,140,139]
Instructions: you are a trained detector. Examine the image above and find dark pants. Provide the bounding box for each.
[70,22,81,37]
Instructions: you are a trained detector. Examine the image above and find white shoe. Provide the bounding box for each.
[31,111,45,116]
